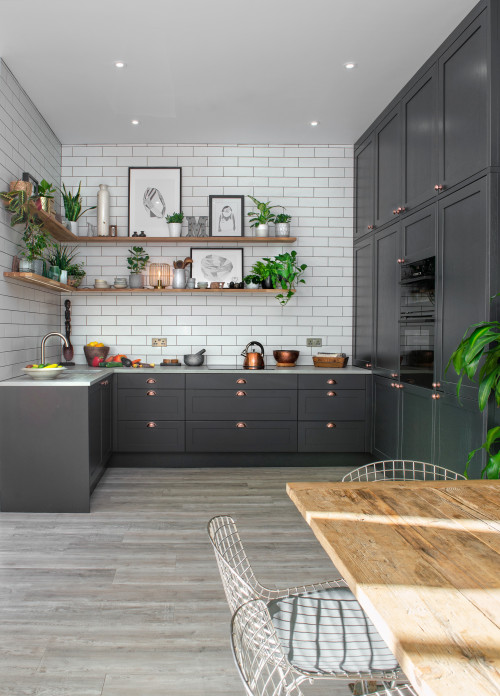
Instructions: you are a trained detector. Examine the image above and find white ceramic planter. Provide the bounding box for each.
[245,281,260,289]
[255,224,269,237]
[169,222,182,237]
[65,220,79,236]
[275,222,290,237]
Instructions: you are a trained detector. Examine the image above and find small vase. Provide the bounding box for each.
[97,184,110,236]
[172,268,186,289]
[66,220,79,236]
[32,259,44,276]
[255,224,269,237]
[275,223,290,237]
[129,273,144,289]
[19,258,34,272]
[169,222,182,237]
[59,270,68,284]
[49,265,60,281]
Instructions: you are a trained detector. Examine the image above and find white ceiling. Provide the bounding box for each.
[0,0,479,145]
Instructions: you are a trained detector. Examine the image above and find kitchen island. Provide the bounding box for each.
[0,365,371,512]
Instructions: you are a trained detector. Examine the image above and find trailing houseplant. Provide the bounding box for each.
[247,252,307,305]
[448,317,500,478]
[247,195,277,237]
[19,216,49,274]
[59,182,96,234]
[127,246,150,288]
[166,212,184,237]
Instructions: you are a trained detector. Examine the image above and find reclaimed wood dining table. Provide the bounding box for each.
[286,478,500,696]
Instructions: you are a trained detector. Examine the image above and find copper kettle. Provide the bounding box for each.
[241,341,265,370]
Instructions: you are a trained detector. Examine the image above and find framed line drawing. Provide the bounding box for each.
[190,247,243,287]
[209,195,244,237]
[128,167,182,237]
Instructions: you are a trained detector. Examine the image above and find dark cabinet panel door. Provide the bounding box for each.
[439,12,488,189]
[435,392,485,478]
[298,421,366,453]
[400,384,434,463]
[436,179,488,398]
[375,106,402,227]
[402,66,438,211]
[118,389,185,420]
[372,376,400,460]
[101,378,113,465]
[118,373,185,389]
[88,385,101,484]
[186,421,297,453]
[353,238,374,367]
[401,204,436,263]
[186,389,297,421]
[354,135,375,238]
[116,420,185,452]
[298,374,366,390]
[298,390,365,421]
[374,223,400,375]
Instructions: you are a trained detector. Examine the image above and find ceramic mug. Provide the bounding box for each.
[197,281,208,289]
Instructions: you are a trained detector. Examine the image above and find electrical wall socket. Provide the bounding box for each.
[152,338,167,347]
[306,338,323,347]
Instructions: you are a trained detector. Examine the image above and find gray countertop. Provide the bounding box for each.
[0,364,370,387]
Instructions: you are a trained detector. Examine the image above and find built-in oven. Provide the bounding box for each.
[399,256,435,389]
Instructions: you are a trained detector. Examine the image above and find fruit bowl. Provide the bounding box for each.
[83,345,110,366]
[22,367,66,380]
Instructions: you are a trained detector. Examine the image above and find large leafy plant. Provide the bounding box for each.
[127,246,149,274]
[247,196,277,227]
[247,251,307,306]
[448,319,500,478]
[47,243,78,270]
[60,182,96,222]
[0,189,30,226]
[20,217,49,261]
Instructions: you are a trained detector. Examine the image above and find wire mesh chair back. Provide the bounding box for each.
[342,460,466,482]
[208,515,263,614]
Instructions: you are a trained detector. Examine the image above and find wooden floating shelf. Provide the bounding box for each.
[27,202,78,242]
[4,272,74,292]
[73,236,296,244]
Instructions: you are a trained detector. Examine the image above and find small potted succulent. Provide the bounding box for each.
[127,246,150,288]
[59,182,96,235]
[34,179,56,216]
[166,212,184,237]
[67,263,86,288]
[19,217,49,274]
[274,208,292,237]
[247,196,277,237]
[243,273,262,289]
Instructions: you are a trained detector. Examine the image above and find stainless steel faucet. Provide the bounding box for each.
[40,332,69,364]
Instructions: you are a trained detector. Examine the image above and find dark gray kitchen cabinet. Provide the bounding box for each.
[354,135,375,238]
[118,388,185,421]
[298,421,365,453]
[402,66,438,211]
[435,178,488,398]
[186,421,297,453]
[117,420,185,452]
[372,376,400,460]
[353,237,374,368]
[439,11,488,191]
[400,383,434,463]
[435,391,485,478]
[298,390,365,421]
[373,223,400,377]
[89,377,113,491]
[186,389,297,421]
[401,204,436,263]
[375,106,402,228]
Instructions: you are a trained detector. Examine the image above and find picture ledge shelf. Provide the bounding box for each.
[3,272,292,295]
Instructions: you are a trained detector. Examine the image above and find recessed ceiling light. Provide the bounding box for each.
[310,121,319,127]
[114,61,126,68]
[343,61,357,70]
[131,120,140,125]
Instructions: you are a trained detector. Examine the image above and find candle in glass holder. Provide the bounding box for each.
[148,263,172,289]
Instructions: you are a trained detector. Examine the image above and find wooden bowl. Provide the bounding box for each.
[313,356,349,368]
[273,349,300,367]
[83,345,110,366]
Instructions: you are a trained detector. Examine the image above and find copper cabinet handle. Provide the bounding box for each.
[397,258,405,264]
[146,422,157,428]
[236,422,247,428]
[366,362,372,368]
[400,207,406,213]
[326,391,336,397]
[392,209,398,215]
[432,382,441,388]
[367,225,374,230]
[146,378,156,384]
[326,379,336,385]
[326,422,336,429]
[236,391,246,397]
[391,383,396,388]
[100,380,108,386]
[390,373,397,378]
[434,184,444,191]
[147,390,157,396]
[236,378,247,384]
[432,393,440,400]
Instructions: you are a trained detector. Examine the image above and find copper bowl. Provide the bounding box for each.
[273,349,300,367]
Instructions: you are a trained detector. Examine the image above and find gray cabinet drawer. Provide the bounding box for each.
[116,420,185,452]
[186,389,297,421]
[186,421,297,452]
[118,389,185,420]
[186,374,297,390]
[298,374,366,390]
[298,389,365,420]
[118,373,185,389]
[298,421,366,452]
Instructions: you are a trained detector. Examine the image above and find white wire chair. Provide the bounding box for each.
[231,599,417,696]
[208,515,405,686]
[342,459,466,482]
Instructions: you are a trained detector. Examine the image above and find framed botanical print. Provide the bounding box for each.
[190,247,243,287]
[209,195,244,237]
[128,167,182,237]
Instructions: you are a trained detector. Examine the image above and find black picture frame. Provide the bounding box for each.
[190,247,244,286]
[209,195,244,237]
[128,167,182,237]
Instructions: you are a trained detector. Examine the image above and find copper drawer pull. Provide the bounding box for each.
[326,379,336,385]
[236,378,247,384]
[236,422,247,428]
[431,393,440,400]
[236,391,246,397]
[147,390,157,396]
[100,380,108,386]
[326,422,336,428]
[326,391,336,397]
[146,422,157,428]
[147,378,156,384]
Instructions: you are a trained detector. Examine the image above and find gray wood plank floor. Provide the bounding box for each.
[0,466,358,695]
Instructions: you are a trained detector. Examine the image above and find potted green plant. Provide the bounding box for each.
[34,179,56,216]
[47,243,79,284]
[243,273,262,289]
[274,208,292,237]
[59,182,96,235]
[246,252,307,305]
[166,212,184,237]
[448,317,500,478]
[247,196,277,237]
[19,216,49,274]
[67,262,86,288]
[127,246,150,288]
[0,188,30,227]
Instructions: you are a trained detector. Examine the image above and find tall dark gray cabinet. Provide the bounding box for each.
[353,0,500,478]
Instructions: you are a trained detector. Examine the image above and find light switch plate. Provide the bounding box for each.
[152,338,167,347]
[306,338,322,347]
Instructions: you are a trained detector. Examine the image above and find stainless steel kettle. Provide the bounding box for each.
[241,341,265,370]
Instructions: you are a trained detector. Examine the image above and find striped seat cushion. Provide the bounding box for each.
[268,587,399,675]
